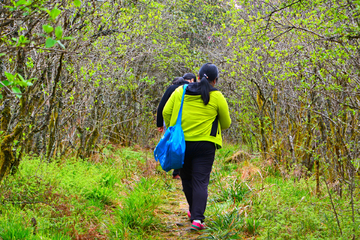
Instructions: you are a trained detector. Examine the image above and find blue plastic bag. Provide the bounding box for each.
[154,84,188,172]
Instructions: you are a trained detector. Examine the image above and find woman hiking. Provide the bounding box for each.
[163,63,231,230]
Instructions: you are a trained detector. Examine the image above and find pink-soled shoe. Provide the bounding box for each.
[187,210,191,219]
[190,221,204,231]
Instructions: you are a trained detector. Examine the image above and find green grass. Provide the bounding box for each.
[109,178,164,238]
[206,145,360,240]
[203,206,244,239]
[0,147,165,239]
[0,211,36,240]
[0,144,359,239]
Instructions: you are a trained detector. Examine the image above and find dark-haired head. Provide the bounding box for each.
[183,73,196,83]
[172,77,184,85]
[198,63,218,105]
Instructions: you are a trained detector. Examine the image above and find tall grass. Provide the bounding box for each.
[0,212,35,240]
[0,146,162,239]
[205,145,360,239]
[110,178,163,238]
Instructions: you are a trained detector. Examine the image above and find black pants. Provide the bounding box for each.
[180,141,216,222]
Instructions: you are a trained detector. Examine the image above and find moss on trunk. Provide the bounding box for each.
[0,124,23,182]
[1,103,10,132]
[85,128,99,158]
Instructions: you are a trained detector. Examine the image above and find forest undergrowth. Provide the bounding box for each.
[0,143,358,239]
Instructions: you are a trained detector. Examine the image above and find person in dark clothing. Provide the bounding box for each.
[156,73,196,179]
[156,73,196,132]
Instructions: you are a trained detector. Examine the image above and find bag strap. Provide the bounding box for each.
[175,84,188,126]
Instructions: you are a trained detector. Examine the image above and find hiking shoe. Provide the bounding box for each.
[187,210,191,219]
[172,174,180,179]
[190,221,204,231]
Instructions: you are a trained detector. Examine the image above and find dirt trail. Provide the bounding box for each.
[159,179,205,240]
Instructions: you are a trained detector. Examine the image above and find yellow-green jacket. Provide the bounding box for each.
[163,83,231,148]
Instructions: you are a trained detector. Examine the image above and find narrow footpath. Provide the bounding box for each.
[159,179,205,240]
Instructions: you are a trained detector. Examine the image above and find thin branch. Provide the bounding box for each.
[323,177,343,236]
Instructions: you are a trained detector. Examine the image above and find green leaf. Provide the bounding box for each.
[0,94,2,100]
[42,24,54,33]
[17,73,25,82]
[74,0,81,7]
[49,7,61,21]
[4,72,14,81]
[0,53,5,57]
[15,0,27,6]
[12,86,22,98]
[55,26,63,39]
[16,74,28,87]
[62,36,74,40]
[1,80,11,86]
[45,38,57,48]
[17,81,27,87]
[26,81,33,86]
[16,35,30,46]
